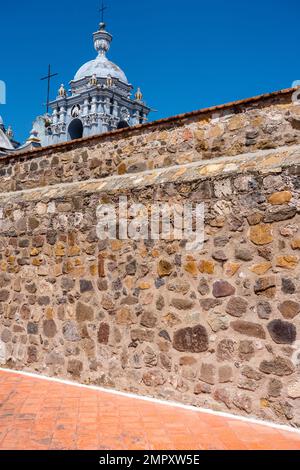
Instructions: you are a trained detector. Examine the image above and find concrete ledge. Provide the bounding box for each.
[1,143,300,203]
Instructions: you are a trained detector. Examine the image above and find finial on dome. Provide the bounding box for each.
[6,125,13,140]
[135,87,143,101]
[58,84,67,98]
[89,74,98,86]
[26,128,41,144]
[93,10,112,57]
[106,74,113,87]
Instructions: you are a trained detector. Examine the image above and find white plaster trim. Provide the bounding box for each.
[1,367,299,436]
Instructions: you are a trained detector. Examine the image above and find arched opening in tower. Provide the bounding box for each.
[68,119,83,141]
[117,120,130,130]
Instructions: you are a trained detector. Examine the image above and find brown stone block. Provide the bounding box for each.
[116,307,137,325]
[170,298,194,310]
[98,323,110,344]
[76,302,94,322]
[98,254,105,277]
[200,362,216,385]
[259,356,295,376]
[278,300,300,319]
[267,319,296,344]
[231,320,266,339]
[157,259,173,277]
[173,325,209,353]
[212,280,235,298]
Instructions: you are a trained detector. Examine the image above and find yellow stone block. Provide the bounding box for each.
[224,262,240,277]
[194,129,205,140]
[0,261,7,271]
[206,124,224,138]
[71,267,85,277]
[159,131,169,141]
[117,162,127,175]
[249,224,273,245]
[174,167,187,178]
[261,155,282,167]
[30,248,40,257]
[111,239,123,251]
[210,216,225,228]
[250,262,272,275]
[250,116,264,127]
[89,264,97,276]
[139,247,148,258]
[198,163,224,175]
[68,245,81,257]
[291,239,300,250]
[199,260,215,274]
[32,258,43,266]
[268,191,292,205]
[184,261,198,276]
[276,255,298,269]
[163,312,181,327]
[46,308,54,320]
[228,115,244,131]
[124,277,134,289]
[152,249,160,258]
[116,307,136,325]
[55,243,65,257]
[139,281,151,290]
[260,398,269,408]
[54,264,62,277]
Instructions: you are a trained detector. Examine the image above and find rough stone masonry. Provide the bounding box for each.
[0,87,300,426]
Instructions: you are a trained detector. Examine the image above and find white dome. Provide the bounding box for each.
[74,54,128,84]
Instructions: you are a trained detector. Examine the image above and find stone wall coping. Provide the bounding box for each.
[1,142,299,204]
[1,87,297,163]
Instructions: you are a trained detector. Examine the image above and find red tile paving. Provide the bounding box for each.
[0,369,299,450]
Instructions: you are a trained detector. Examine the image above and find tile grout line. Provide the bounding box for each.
[1,367,300,437]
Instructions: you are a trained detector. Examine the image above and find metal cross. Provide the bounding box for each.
[99,1,107,23]
[40,64,58,114]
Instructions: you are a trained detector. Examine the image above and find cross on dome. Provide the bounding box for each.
[99,1,107,24]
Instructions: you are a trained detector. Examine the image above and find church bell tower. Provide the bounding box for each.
[40,18,150,145]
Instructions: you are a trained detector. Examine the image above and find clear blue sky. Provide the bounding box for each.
[0,0,299,143]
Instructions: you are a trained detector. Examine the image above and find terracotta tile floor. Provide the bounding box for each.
[0,369,299,450]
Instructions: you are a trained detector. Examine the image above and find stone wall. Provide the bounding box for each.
[1,89,300,194]
[0,88,300,427]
